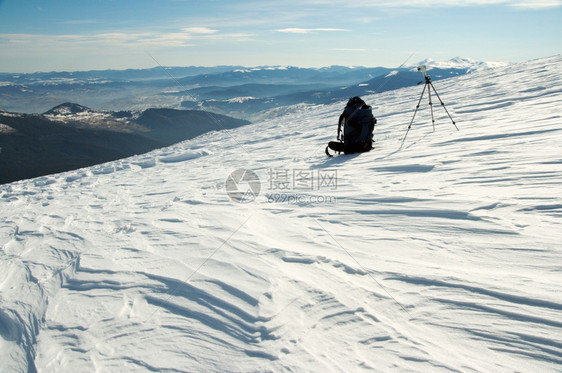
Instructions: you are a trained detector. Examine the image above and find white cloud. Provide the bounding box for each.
[0,27,256,52]
[330,48,368,52]
[275,28,350,34]
[181,27,218,34]
[509,0,562,7]
[0,32,194,49]
[306,0,562,8]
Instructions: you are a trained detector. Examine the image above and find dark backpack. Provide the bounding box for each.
[338,97,376,154]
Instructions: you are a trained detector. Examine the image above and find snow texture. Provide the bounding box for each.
[410,57,509,72]
[1,55,561,372]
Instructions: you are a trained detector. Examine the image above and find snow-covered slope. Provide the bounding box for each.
[1,55,561,372]
[411,56,509,72]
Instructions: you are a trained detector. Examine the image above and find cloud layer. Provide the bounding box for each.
[275,28,350,34]
[311,0,562,8]
[1,0,560,72]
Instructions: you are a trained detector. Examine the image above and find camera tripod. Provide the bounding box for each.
[402,65,458,145]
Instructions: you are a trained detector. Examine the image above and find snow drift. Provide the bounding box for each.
[1,55,561,372]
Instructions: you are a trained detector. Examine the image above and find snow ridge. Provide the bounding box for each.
[411,56,509,72]
[1,55,561,372]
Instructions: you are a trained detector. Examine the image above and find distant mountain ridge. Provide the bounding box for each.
[409,56,510,72]
[0,58,499,117]
[0,104,249,184]
[44,102,95,115]
[180,66,478,118]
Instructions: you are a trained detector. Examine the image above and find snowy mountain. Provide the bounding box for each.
[0,65,394,115]
[0,106,248,184]
[1,62,474,120]
[44,102,95,116]
[1,55,561,372]
[410,56,509,72]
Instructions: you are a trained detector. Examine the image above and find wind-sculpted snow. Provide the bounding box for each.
[1,55,561,372]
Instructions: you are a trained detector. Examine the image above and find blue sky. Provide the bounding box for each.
[1,0,561,72]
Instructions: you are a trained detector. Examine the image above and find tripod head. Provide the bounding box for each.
[417,65,431,82]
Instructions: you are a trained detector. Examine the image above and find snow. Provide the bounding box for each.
[0,123,17,134]
[384,70,399,78]
[0,111,21,118]
[1,55,562,372]
[233,66,290,73]
[45,111,115,123]
[226,97,258,104]
[411,57,509,72]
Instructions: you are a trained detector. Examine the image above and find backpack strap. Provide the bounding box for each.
[337,112,346,141]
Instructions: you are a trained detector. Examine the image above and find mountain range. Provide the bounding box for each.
[0,104,248,184]
[1,57,501,119]
[0,57,505,184]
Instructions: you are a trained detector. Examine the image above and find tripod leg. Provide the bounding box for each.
[427,82,435,132]
[429,82,458,131]
[402,83,427,145]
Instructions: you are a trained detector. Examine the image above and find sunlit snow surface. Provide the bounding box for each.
[1,56,561,372]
